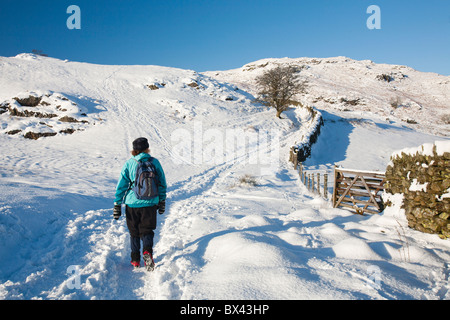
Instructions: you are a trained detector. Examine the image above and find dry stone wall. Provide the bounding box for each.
[294,108,324,162]
[385,141,450,239]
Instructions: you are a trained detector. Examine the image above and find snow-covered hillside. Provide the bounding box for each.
[0,53,449,300]
[205,56,450,137]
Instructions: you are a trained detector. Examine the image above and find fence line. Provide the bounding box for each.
[290,147,329,199]
[289,147,386,215]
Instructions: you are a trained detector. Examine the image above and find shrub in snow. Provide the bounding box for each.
[238,174,258,187]
[376,73,394,82]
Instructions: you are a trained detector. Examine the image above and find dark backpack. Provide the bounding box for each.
[131,158,159,200]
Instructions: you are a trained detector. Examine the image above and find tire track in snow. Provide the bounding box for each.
[100,73,177,162]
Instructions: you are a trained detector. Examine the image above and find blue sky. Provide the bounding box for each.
[0,0,449,75]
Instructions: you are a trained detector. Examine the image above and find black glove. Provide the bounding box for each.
[158,200,165,215]
[113,204,122,220]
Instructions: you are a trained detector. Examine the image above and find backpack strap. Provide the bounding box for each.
[145,157,159,185]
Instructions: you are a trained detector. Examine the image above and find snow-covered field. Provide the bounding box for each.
[0,54,449,300]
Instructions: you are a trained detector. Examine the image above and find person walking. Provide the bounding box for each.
[113,137,167,271]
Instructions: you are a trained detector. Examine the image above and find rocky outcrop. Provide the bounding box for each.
[0,91,98,140]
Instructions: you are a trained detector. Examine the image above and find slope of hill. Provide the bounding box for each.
[205,56,450,137]
[0,54,449,300]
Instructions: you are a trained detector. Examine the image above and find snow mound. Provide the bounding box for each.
[332,238,382,260]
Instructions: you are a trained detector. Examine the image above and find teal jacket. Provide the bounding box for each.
[114,152,167,208]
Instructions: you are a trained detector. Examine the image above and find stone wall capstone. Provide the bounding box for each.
[385,141,450,239]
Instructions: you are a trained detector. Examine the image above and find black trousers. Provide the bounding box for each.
[125,205,157,260]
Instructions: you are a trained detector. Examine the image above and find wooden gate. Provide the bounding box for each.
[332,167,385,215]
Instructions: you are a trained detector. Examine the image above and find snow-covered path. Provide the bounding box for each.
[3,159,450,300]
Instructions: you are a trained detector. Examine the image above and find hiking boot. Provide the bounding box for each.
[143,251,155,271]
[131,261,140,269]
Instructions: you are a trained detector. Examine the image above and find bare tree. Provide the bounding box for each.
[255,65,307,118]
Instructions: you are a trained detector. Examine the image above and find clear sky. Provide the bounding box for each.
[0,0,449,75]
